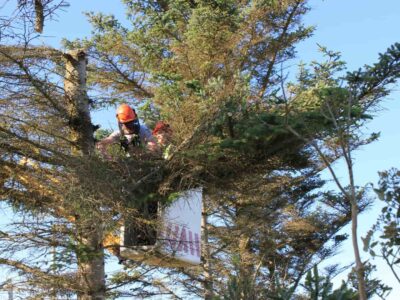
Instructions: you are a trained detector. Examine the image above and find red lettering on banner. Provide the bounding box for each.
[164,223,171,240]
[172,224,179,249]
[164,223,179,250]
[163,222,200,257]
[177,227,188,253]
[188,230,195,255]
[194,233,200,257]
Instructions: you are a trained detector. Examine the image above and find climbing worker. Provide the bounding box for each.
[96,104,158,159]
[152,121,173,160]
[96,104,161,255]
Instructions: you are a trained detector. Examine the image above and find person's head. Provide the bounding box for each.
[116,104,139,135]
[152,121,172,146]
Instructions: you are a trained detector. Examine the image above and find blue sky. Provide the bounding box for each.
[2,0,400,298]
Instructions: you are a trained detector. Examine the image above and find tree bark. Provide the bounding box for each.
[34,0,44,33]
[237,205,255,300]
[76,222,105,300]
[351,200,367,300]
[202,193,214,300]
[344,141,367,300]
[64,49,93,155]
[64,50,105,300]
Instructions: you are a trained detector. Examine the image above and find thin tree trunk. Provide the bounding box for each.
[202,193,213,300]
[351,200,367,300]
[238,235,253,300]
[288,123,368,299]
[64,50,105,300]
[51,226,57,300]
[236,206,255,300]
[344,143,367,300]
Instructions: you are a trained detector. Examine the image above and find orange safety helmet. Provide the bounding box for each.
[116,104,136,123]
[152,121,172,135]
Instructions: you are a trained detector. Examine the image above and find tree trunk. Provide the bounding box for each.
[34,0,44,33]
[76,222,105,300]
[64,50,105,300]
[238,235,254,300]
[346,149,367,300]
[351,200,367,300]
[202,193,214,300]
[64,49,93,155]
[237,206,255,300]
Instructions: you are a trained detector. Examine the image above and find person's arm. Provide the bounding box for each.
[140,125,160,152]
[96,132,119,160]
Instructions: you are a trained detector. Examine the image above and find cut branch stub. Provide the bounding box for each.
[64,49,93,155]
[34,0,44,33]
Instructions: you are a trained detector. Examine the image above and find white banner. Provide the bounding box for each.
[120,188,202,267]
[158,188,202,265]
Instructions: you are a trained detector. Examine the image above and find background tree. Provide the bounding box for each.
[283,44,400,299]
[363,168,400,284]
[300,265,357,300]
